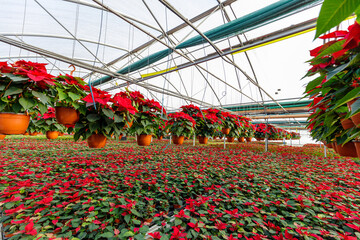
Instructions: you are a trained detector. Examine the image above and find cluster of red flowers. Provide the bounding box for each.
[167,112,196,127]
[0,60,55,89]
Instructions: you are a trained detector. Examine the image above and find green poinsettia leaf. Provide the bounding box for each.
[87,114,101,122]
[2,73,28,82]
[4,86,22,97]
[32,91,50,105]
[315,0,360,38]
[68,92,81,101]
[57,89,68,101]
[102,108,114,119]
[19,97,35,110]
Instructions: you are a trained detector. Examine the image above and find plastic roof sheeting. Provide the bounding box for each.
[0,0,329,112]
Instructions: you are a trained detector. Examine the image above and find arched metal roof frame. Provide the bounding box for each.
[0,0,322,114]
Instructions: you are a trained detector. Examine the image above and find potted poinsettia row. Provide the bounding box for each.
[304,4,360,158]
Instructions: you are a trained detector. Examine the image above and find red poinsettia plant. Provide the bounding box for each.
[254,123,270,139]
[0,60,55,114]
[305,19,360,144]
[74,88,136,140]
[128,91,167,136]
[166,112,195,138]
[52,74,88,114]
[194,108,222,137]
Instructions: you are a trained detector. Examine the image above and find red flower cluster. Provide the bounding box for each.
[167,112,196,127]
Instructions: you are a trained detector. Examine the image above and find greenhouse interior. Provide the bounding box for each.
[1,0,360,239]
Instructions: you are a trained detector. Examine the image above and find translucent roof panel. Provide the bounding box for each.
[1,0,343,113]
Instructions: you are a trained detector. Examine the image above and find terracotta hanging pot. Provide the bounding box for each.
[227,137,235,142]
[46,131,59,140]
[256,137,264,141]
[354,141,360,159]
[238,137,245,142]
[0,112,30,135]
[172,135,184,145]
[158,136,163,140]
[347,99,360,127]
[55,107,80,125]
[332,142,338,153]
[0,134,6,140]
[246,137,252,142]
[326,143,333,149]
[87,133,107,148]
[119,134,123,140]
[30,132,38,136]
[222,128,230,135]
[59,132,64,136]
[336,142,357,158]
[137,134,152,146]
[198,136,208,144]
[340,118,355,130]
[24,132,29,136]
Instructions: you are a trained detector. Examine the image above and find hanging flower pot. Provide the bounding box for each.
[0,134,6,140]
[221,128,230,135]
[198,136,208,144]
[227,137,235,142]
[30,132,39,136]
[172,135,184,145]
[87,133,107,148]
[137,134,152,146]
[326,143,333,149]
[340,118,355,130]
[46,131,59,140]
[336,142,357,158]
[158,136,163,140]
[332,142,338,153]
[119,134,123,140]
[354,141,360,159]
[0,113,30,135]
[246,137,252,142]
[59,132,64,136]
[238,137,245,142]
[256,138,264,141]
[24,132,29,136]
[347,99,360,127]
[55,106,80,125]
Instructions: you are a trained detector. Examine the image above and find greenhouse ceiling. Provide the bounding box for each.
[1,0,347,113]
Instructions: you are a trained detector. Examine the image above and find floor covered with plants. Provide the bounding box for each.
[1,137,359,240]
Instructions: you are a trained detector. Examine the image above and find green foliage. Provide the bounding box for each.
[315,0,360,38]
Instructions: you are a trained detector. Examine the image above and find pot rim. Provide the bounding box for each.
[0,112,28,116]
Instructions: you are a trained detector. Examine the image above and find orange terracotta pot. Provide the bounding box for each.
[227,137,235,142]
[137,134,152,146]
[172,135,184,145]
[354,142,360,159]
[238,137,245,142]
[256,138,264,141]
[119,134,123,140]
[24,132,29,136]
[55,107,79,125]
[46,131,59,140]
[246,137,252,142]
[59,132,64,136]
[30,132,38,136]
[158,136,163,140]
[332,142,338,153]
[326,143,333,149]
[336,142,357,158]
[87,133,107,148]
[198,136,208,144]
[0,113,30,135]
[0,134,6,140]
[221,128,230,135]
[340,118,355,130]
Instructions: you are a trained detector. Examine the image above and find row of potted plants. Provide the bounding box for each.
[254,123,299,141]
[305,2,360,158]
